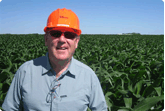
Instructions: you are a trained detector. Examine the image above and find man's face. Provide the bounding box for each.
[44,29,80,62]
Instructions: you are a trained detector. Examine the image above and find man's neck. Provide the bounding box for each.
[49,57,71,78]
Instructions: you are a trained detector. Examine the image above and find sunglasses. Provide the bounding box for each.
[49,30,77,39]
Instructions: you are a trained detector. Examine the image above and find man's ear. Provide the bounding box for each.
[75,36,80,49]
[44,33,48,46]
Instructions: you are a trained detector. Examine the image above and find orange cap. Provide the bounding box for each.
[44,8,81,36]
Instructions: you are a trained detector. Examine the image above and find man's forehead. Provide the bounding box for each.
[46,27,76,33]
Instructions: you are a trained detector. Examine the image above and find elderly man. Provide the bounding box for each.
[2,8,108,111]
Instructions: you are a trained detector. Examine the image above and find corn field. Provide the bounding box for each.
[0,34,164,111]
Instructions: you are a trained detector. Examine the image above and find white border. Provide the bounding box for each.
[163,0,165,111]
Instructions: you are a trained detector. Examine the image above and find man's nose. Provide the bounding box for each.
[58,33,66,42]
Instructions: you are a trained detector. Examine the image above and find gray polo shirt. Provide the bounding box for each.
[2,52,108,111]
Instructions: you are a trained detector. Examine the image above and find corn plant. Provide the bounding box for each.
[0,34,164,110]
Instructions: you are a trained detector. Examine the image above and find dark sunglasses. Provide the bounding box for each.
[49,30,77,39]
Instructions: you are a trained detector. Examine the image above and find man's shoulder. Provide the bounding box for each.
[73,58,94,74]
[72,58,99,83]
[19,55,47,70]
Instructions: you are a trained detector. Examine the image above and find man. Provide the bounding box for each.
[2,8,108,111]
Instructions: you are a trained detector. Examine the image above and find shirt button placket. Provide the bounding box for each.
[52,78,61,111]
[52,101,58,111]
[52,96,61,110]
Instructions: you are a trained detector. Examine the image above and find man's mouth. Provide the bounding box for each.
[56,47,67,50]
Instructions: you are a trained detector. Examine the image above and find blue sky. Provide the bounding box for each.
[0,0,164,35]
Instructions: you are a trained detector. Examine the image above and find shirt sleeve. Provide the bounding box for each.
[2,67,24,111]
[88,73,108,111]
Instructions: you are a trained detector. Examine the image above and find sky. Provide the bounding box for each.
[0,0,164,35]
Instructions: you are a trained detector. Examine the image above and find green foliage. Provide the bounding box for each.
[0,34,164,110]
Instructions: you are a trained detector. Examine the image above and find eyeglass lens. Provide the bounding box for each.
[50,31,77,39]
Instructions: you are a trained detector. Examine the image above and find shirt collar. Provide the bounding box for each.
[42,52,52,75]
[57,56,76,79]
[64,56,76,78]
[42,52,76,79]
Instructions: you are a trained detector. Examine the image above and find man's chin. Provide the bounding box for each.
[56,56,70,61]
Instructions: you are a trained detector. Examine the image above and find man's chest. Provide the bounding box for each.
[21,72,90,111]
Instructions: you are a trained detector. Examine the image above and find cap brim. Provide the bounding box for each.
[44,26,81,36]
